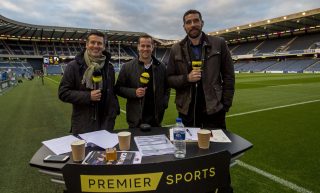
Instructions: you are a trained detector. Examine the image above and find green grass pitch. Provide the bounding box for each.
[0,73,319,193]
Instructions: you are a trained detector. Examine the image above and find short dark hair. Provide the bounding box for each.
[138,34,154,45]
[86,30,106,43]
[183,9,202,23]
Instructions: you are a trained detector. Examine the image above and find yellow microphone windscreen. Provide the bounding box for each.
[92,76,102,83]
[192,61,202,70]
[92,70,102,83]
[140,72,150,85]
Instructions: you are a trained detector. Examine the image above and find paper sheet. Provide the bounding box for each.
[169,128,232,143]
[79,130,119,149]
[42,135,80,155]
[134,135,175,156]
[211,129,232,143]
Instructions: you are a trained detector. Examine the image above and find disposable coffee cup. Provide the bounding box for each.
[71,140,86,162]
[197,129,211,149]
[118,131,131,151]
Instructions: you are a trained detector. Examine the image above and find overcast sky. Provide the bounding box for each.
[1,0,319,40]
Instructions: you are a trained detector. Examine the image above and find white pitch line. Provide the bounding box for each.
[227,100,319,193]
[267,83,302,88]
[237,160,313,193]
[227,99,320,118]
[45,76,60,84]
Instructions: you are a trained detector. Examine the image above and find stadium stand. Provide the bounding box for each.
[1,8,320,74]
[234,60,277,72]
[304,59,320,72]
[231,41,263,55]
[216,8,320,73]
[257,37,292,53]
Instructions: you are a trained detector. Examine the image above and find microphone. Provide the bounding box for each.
[91,69,102,121]
[191,61,202,127]
[92,70,102,90]
[191,60,202,71]
[139,72,150,87]
[139,71,151,131]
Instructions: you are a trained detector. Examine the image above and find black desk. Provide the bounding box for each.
[30,128,252,193]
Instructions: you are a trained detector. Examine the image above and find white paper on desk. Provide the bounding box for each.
[211,129,232,143]
[169,127,200,141]
[42,135,79,155]
[79,130,118,149]
[134,135,175,156]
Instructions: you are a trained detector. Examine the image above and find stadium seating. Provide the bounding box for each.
[257,37,292,53]
[234,60,277,72]
[287,33,320,50]
[1,31,320,74]
[231,41,262,55]
[0,61,33,77]
[235,59,318,73]
[304,60,320,72]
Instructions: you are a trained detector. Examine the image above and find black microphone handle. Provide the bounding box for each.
[92,82,100,121]
[94,82,101,90]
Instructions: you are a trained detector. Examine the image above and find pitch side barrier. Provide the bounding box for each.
[0,80,11,94]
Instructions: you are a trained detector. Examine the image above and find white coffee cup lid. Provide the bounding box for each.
[71,140,86,145]
[197,129,211,134]
[118,131,131,136]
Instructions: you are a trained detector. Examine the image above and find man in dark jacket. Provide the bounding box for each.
[167,10,235,129]
[116,35,169,128]
[59,31,119,134]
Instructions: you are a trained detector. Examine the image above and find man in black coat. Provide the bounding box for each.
[167,9,235,129]
[116,35,169,128]
[59,31,119,134]
[167,9,235,193]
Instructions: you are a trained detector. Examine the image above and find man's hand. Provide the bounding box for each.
[91,90,101,101]
[136,87,147,98]
[188,70,202,82]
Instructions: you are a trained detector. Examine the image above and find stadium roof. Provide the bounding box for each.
[1,8,320,46]
[209,8,320,44]
[0,14,165,45]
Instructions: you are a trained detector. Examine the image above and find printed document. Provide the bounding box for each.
[211,129,232,143]
[134,134,175,156]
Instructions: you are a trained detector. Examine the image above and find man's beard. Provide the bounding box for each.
[187,28,202,39]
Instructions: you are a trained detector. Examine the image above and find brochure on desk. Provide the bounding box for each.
[82,151,142,165]
[134,134,176,156]
[169,128,232,143]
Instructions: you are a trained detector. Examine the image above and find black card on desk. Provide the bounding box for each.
[82,151,136,165]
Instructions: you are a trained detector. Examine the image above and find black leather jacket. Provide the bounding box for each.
[167,33,235,115]
[116,56,169,128]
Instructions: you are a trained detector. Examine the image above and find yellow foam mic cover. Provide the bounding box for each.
[192,61,202,70]
[92,76,102,83]
[140,72,150,85]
